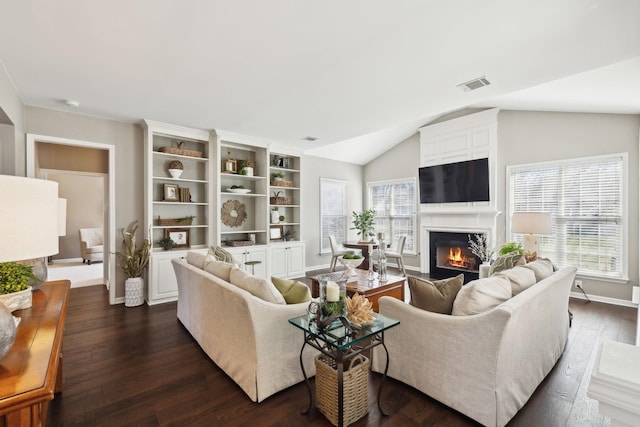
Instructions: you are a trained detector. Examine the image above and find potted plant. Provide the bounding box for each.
[499,242,524,256]
[0,262,40,311]
[271,171,285,182]
[351,209,376,242]
[283,229,295,241]
[116,221,151,307]
[271,206,280,224]
[158,237,176,251]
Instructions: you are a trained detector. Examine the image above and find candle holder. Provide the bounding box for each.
[317,272,348,323]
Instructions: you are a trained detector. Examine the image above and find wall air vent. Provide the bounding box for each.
[457,76,491,92]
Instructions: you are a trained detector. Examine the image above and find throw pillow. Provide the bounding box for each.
[229,268,286,305]
[408,274,464,314]
[271,277,312,304]
[495,265,536,296]
[186,251,207,269]
[522,258,555,282]
[204,257,234,282]
[209,245,237,265]
[489,252,525,276]
[451,276,512,316]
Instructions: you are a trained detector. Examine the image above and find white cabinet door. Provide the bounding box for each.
[226,246,268,277]
[148,251,185,304]
[286,242,305,277]
[269,245,287,277]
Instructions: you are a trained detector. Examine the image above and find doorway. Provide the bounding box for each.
[26,134,117,304]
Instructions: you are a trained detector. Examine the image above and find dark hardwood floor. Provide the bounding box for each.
[47,270,637,427]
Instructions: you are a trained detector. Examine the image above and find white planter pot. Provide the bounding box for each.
[271,211,280,224]
[479,262,491,279]
[0,286,32,312]
[125,277,145,307]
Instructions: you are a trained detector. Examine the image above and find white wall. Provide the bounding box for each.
[0,66,25,175]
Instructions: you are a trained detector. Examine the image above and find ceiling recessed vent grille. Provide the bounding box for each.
[457,76,491,92]
[301,136,318,142]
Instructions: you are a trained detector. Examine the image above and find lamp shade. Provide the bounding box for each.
[0,175,59,262]
[511,212,552,235]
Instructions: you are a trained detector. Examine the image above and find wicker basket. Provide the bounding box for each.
[158,141,203,158]
[157,217,194,226]
[270,191,292,205]
[315,354,369,427]
[270,179,293,187]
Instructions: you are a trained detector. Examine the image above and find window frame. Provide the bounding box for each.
[367,177,417,255]
[319,178,349,254]
[506,153,628,282]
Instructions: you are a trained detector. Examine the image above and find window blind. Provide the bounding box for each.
[509,155,625,279]
[320,178,348,253]
[368,179,416,254]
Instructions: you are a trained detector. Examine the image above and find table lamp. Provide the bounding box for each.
[0,175,59,359]
[511,212,552,257]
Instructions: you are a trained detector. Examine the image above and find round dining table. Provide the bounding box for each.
[342,241,380,270]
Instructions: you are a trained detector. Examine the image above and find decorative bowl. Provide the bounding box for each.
[338,256,364,276]
[168,169,183,179]
[227,188,251,194]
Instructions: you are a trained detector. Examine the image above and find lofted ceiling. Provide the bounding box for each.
[1,1,639,165]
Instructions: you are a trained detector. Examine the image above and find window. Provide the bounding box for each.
[508,154,627,280]
[320,178,349,254]
[368,178,417,254]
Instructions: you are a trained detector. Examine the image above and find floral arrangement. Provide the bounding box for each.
[116,221,151,278]
[0,262,39,294]
[468,234,494,263]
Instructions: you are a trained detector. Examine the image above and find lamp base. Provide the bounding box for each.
[522,234,540,255]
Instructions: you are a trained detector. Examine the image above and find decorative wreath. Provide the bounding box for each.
[221,199,247,228]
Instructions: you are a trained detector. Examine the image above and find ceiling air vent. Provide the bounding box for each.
[301,136,318,142]
[457,76,491,92]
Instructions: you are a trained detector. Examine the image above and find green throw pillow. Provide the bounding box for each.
[271,277,312,304]
[408,274,464,314]
[489,252,525,276]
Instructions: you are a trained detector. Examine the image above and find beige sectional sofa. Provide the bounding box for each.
[371,263,577,427]
[172,252,317,402]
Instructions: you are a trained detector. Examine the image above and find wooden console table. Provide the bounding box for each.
[0,280,71,427]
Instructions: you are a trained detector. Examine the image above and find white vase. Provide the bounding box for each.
[125,277,144,307]
[0,286,32,312]
[479,262,491,279]
[271,211,280,224]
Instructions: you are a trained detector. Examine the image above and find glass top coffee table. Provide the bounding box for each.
[288,313,400,427]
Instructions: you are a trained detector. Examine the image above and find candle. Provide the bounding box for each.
[326,281,340,302]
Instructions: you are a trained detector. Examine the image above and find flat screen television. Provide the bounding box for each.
[419,158,490,204]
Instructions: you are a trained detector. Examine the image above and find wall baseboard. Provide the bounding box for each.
[570,291,638,308]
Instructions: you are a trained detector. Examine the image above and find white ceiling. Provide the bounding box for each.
[1,1,639,165]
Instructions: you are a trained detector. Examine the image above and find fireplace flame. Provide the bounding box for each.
[447,247,475,270]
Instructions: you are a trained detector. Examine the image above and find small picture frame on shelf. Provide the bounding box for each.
[163,184,179,202]
[165,228,190,248]
[269,225,283,241]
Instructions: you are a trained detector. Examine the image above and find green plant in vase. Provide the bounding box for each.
[499,242,524,256]
[351,209,376,242]
[0,262,39,295]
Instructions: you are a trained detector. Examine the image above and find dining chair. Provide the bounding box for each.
[385,235,406,276]
[328,235,354,272]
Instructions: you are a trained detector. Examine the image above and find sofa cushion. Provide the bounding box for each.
[523,258,555,281]
[229,268,286,305]
[204,256,234,282]
[408,274,464,314]
[495,265,537,296]
[209,245,237,265]
[452,276,512,316]
[186,251,207,269]
[271,277,312,304]
[489,252,525,276]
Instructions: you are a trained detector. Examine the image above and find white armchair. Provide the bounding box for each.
[79,227,104,265]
